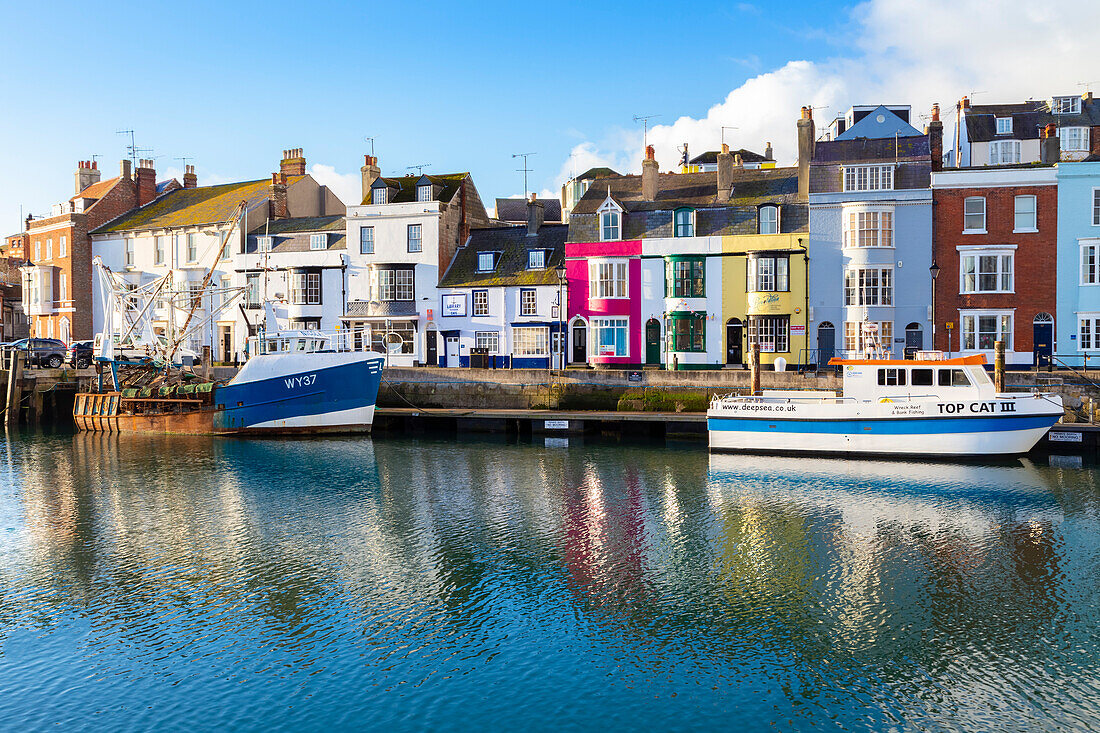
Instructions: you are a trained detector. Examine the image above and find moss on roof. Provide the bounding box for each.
[439,224,567,288]
[247,214,345,235]
[362,173,469,205]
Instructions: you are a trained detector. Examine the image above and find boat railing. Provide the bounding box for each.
[247,330,384,358]
[711,393,857,407]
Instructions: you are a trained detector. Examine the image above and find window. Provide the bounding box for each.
[988,140,1020,165]
[527,250,545,269]
[475,331,499,352]
[962,312,1012,350]
[589,260,628,298]
[246,273,260,307]
[668,313,706,352]
[258,236,272,253]
[310,233,326,251]
[1014,195,1037,231]
[746,254,789,292]
[417,184,432,202]
[46,239,52,259]
[592,318,628,356]
[758,205,779,234]
[996,117,1012,134]
[1094,189,1100,226]
[674,209,694,237]
[373,186,387,205]
[963,197,986,232]
[520,288,537,316]
[912,368,934,386]
[291,271,321,305]
[844,210,893,247]
[155,236,166,265]
[748,315,790,353]
[407,224,422,253]
[34,242,40,260]
[473,289,489,316]
[1079,314,1100,350]
[187,233,198,262]
[877,368,907,386]
[377,269,414,301]
[59,273,67,303]
[843,165,894,191]
[371,321,414,354]
[188,283,204,309]
[59,236,66,257]
[220,234,232,260]
[477,252,497,272]
[359,227,374,254]
[125,239,135,267]
[1060,127,1089,152]
[513,326,549,356]
[843,321,893,355]
[843,267,893,306]
[960,250,1013,293]
[1053,96,1081,115]
[938,369,971,387]
[667,258,705,298]
[600,210,620,241]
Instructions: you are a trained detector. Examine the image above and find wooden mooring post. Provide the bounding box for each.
[994,339,1006,393]
[5,351,24,426]
[750,342,761,396]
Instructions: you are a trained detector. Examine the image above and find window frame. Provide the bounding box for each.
[527,250,545,270]
[124,239,135,267]
[958,246,1015,294]
[667,258,705,298]
[407,224,422,253]
[1093,188,1100,227]
[843,208,894,248]
[960,310,1013,351]
[843,266,893,306]
[1054,96,1081,115]
[1013,195,1037,233]
[309,233,326,251]
[59,236,66,258]
[667,312,706,352]
[154,235,166,265]
[988,139,1021,165]
[474,331,499,352]
[842,165,894,192]
[477,252,497,272]
[519,288,538,316]
[963,197,987,233]
[673,208,695,238]
[377,268,414,302]
[472,289,489,316]
[187,233,198,262]
[417,184,432,202]
[591,317,629,357]
[995,117,1012,135]
[290,271,322,305]
[747,315,790,354]
[843,320,893,356]
[600,209,621,242]
[1059,126,1090,152]
[1078,313,1100,351]
[512,326,550,356]
[758,205,779,234]
[1081,240,1100,285]
[372,186,387,205]
[746,254,789,293]
[588,259,629,299]
[359,227,374,254]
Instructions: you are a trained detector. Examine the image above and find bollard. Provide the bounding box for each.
[994,340,1005,393]
[750,342,761,396]
[5,350,24,426]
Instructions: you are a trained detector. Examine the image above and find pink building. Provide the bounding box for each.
[565,239,642,366]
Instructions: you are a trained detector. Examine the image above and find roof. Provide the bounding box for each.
[495,198,562,222]
[575,167,618,180]
[92,177,295,234]
[439,223,567,288]
[965,97,1100,142]
[70,177,119,202]
[689,149,767,165]
[570,167,800,215]
[363,173,467,205]
[156,179,179,195]
[248,215,345,235]
[812,135,930,163]
[244,215,347,254]
[835,105,922,140]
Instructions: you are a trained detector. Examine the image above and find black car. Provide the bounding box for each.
[68,340,94,369]
[1,338,68,368]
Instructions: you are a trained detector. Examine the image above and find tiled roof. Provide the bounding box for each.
[812,135,930,163]
[689,149,767,165]
[92,178,294,234]
[70,177,120,202]
[570,167,800,215]
[966,98,1100,142]
[495,198,562,222]
[575,167,618,180]
[247,215,345,235]
[834,105,922,140]
[439,224,567,288]
[362,173,467,205]
[156,179,180,195]
[245,215,347,253]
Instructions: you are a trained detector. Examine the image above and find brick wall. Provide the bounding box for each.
[438,177,489,275]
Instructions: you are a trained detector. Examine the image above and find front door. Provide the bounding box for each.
[426,330,438,367]
[1034,320,1053,368]
[551,331,564,369]
[817,323,835,367]
[572,323,587,363]
[726,320,743,365]
[445,336,460,367]
[645,319,660,365]
[219,325,233,363]
[904,325,922,359]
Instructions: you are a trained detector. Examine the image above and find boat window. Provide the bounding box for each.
[911,368,934,386]
[296,339,307,351]
[938,368,970,387]
[266,340,278,352]
[877,368,906,386]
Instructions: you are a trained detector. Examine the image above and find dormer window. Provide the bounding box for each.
[478,252,497,272]
[528,250,545,269]
[417,184,432,202]
[597,196,623,242]
[758,205,779,234]
[1054,96,1081,115]
[996,117,1012,134]
[258,236,272,252]
[310,233,326,250]
[674,208,694,237]
[372,186,387,205]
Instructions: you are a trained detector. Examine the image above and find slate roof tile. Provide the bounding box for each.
[363,173,468,205]
[495,198,562,222]
[439,224,567,288]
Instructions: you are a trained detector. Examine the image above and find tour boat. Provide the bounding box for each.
[707,353,1064,458]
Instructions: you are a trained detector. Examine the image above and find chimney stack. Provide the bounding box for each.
[928,103,944,172]
[183,164,197,189]
[271,172,289,218]
[717,143,735,199]
[75,159,101,195]
[526,193,545,236]
[797,106,815,200]
[764,142,773,161]
[361,155,381,202]
[280,148,306,177]
[136,158,157,206]
[641,145,659,201]
[1040,123,1060,164]
[120,159,132,181]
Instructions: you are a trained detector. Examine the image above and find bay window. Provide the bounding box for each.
[513,326,549,356]
[290,271,321,305]
[668,313,706,352]
[844,210,893,247]
[748,315,790,353]
[989,140,1020,165]
[667,258,705,298]
[959,248,1013,293]
[843,267,893,306]
[377,268,414,301]
[1079,314,1100,350]
[1060,127,1089,152]
[746,254,789,292]
[1084,242,1100,285]
[843,321,893,356]
[961,312,1013,351]
[589,260,628,299]
[592,317,628,357]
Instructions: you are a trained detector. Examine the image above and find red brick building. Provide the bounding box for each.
[931,161,1058,366]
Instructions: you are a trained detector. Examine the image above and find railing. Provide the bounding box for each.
[248,329,384,357]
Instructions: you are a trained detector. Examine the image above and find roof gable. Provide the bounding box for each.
[835,105,922,140]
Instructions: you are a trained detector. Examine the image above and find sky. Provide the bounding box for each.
[1,0,1096,232]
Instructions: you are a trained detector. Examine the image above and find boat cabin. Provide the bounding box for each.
[828,354,995,401]
[249,330,332,357]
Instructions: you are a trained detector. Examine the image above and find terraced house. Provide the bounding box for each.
[90,150,344,361]
[343,156,488,366]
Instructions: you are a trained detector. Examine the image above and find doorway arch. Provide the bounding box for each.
[817,321,835,367]
[904,322,922,358]
[569,316,588,364]
[1033,313,1054,368]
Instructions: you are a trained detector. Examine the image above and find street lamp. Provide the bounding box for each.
[555,263,567,370]
[929,260,940,353]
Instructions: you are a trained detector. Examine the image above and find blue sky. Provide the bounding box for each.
[0,0,1093,230]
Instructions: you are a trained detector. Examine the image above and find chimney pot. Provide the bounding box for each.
[645,145,655,161]
[764,142,773,161]
[797,107,816,200]
[526,195,545,236]
[932,103,940,122]
[721,143,730,154]
[120,159,132,180]
[961,96,970,109]
[642,147,659,201]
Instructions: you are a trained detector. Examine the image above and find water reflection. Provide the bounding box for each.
[2,433,1100,730]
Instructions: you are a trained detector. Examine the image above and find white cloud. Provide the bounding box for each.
[308,163,361,206]
[557,0,1099,180]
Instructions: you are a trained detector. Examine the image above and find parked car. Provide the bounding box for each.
[68,340,94,369]
[1,338,68,368]
[91,334,201,367]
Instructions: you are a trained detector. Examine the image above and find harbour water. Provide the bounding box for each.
[2,430,1100,731]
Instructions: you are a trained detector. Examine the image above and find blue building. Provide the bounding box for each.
[807,105,939,363]
[1056,160,1100,367]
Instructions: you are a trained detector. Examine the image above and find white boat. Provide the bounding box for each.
[707,353,1064,458]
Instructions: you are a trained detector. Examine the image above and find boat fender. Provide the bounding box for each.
[879,397,892,403]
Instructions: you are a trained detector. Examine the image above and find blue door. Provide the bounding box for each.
[1033,314,1053,368]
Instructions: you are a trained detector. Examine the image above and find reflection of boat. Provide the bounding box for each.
[708,355,1063,458]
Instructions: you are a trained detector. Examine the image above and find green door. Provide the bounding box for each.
[645,319,660,365]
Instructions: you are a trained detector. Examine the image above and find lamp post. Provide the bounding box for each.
[555,263,567,371]
[929,260,940,354]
